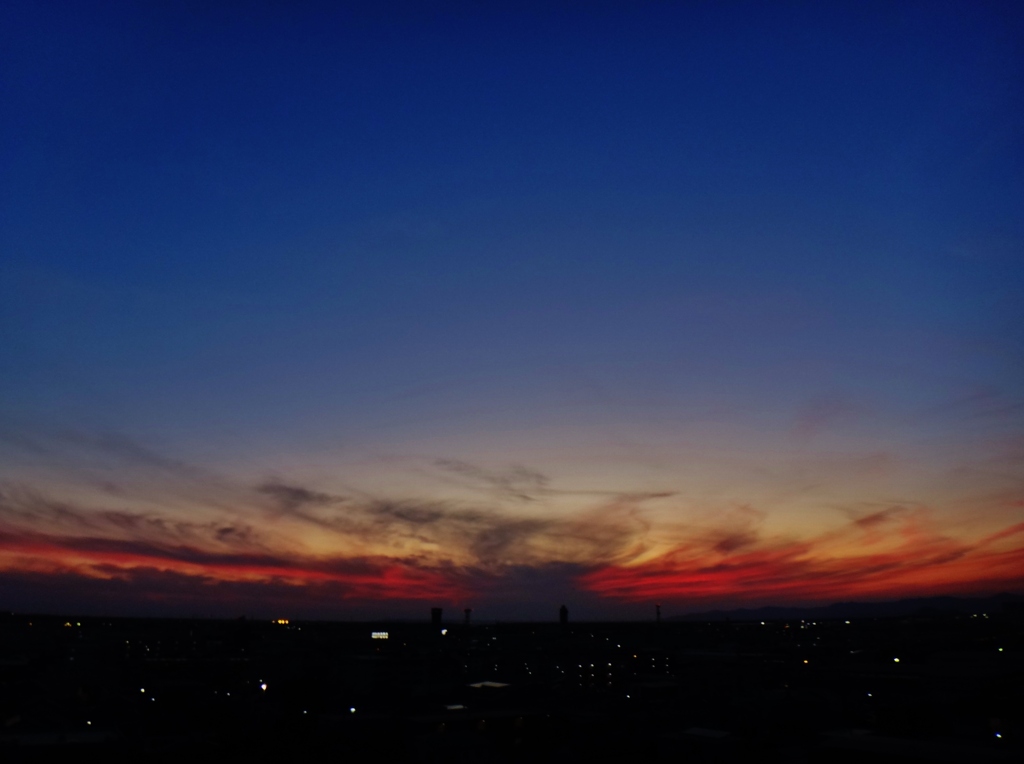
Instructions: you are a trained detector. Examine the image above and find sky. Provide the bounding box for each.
[1,1,1022,621]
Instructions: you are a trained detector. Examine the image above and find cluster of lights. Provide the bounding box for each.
[371,631,389,640]
[273,619,289,625]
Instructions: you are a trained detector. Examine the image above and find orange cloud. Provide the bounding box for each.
[578,516,1024,606]
[0,528,467,602]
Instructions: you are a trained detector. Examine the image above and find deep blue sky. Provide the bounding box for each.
[1,2,1022,619]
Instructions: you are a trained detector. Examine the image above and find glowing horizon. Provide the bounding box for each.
[1,419,1021,619]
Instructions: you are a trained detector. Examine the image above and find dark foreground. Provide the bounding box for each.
[1,607,1021,762]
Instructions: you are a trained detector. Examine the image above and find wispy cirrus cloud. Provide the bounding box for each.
[0,483,267,552]
[2,425,1022,615]
[250,466,669,569]
[432,459,551,501]
[257,481,345,512]
[579,507,1024,606]
[0,471,658,604]
[0,523,469,602]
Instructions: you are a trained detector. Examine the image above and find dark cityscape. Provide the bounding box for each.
[2,598,1021,762]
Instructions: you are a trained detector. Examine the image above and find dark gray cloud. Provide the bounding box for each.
[434,459,550,501]
[257,481,345,512]
[0,482,267,553]
[0,483,100,530]
[700,504,766,555]
[852,505,907,529]
[833,503,917,545]
[2,468,661,576]
[711,531,759,553]
[0,423,246,515]
[252,477,665,569]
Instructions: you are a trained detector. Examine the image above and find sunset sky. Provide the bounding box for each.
[2,1,1022,620]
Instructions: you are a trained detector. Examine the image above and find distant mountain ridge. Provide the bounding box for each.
[668,592,1024,622]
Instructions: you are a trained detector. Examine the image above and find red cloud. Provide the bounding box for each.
[578,519,1024,606]
[0,528,468,603]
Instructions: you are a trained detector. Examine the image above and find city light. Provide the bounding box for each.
[372,631,389,640]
